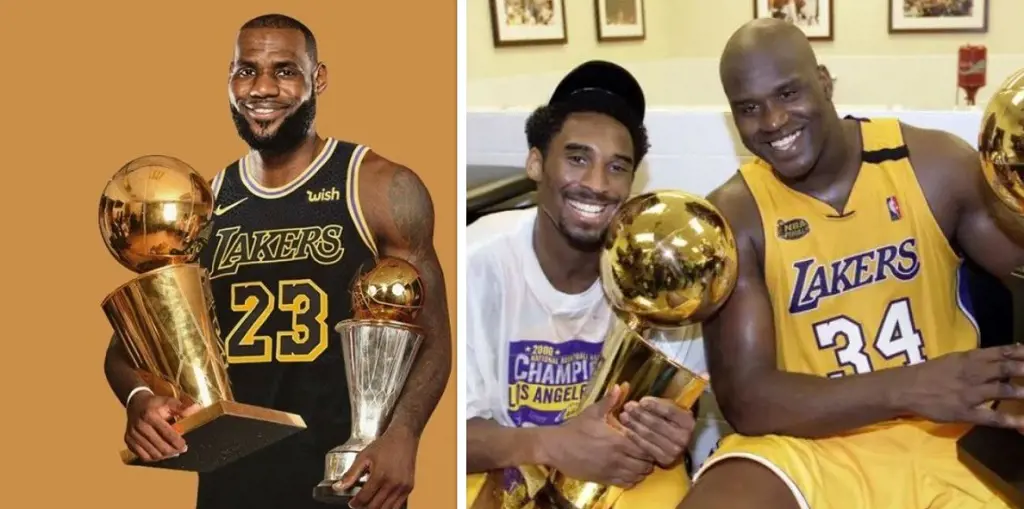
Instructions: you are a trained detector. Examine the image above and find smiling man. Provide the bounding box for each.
[466,60,711,507]
[677,18,1024,509]
[102,13,451,509]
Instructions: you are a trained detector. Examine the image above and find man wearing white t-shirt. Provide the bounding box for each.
[466,61,722,507]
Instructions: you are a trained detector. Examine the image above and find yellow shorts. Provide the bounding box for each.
[693,421,1013,509]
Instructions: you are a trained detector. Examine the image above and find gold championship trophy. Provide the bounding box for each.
[313,256,426,505]
[99,155,307,472]
[957,68,1024,507]
[470,190,739,509]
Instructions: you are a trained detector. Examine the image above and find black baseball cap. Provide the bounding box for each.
[548,60,646,122]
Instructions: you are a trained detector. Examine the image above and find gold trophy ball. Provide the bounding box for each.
[98,155,215,273]
[979,68,1024,219]
[600,190,740,328]
[351,257,426,323]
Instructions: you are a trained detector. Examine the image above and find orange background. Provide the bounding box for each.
[0,1,457,508]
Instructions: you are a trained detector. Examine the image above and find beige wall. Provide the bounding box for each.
[469,1,1024,109]
[469,0,676,80]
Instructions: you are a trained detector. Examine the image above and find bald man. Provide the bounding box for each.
[677,18,1024,509]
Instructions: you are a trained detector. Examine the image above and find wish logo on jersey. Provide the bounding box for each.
[506,339,603,427]
[208,224,346,279]
[788,237,921,314]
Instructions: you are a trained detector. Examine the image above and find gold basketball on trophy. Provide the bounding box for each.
[601,190,740,327]
[99,155,216,273]
[351,257,426,322]
[978,68,1024,217]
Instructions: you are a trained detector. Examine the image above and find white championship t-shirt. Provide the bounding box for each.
[466,207,731,472]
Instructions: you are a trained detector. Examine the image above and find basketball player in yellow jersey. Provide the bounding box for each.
[676,19,1024,509]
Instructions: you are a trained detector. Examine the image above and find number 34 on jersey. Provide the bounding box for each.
[813,297,928,378]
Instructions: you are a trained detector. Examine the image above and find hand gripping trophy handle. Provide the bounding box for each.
[313,257,427,505]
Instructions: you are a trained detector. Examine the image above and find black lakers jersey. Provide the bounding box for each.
[194,137,378,509]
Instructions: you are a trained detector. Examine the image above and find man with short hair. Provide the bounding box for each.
[102,13,451,509]
[679,18,1024,509]
[466,60,715,507]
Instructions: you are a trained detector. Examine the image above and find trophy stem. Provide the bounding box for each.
[338,319,424,440]
[102,263,233,408]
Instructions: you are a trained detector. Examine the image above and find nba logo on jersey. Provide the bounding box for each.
[886,196,902,221]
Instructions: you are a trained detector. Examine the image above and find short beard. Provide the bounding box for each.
[230,95,317,155]
[537,203,607,252]
[557,219,606,252]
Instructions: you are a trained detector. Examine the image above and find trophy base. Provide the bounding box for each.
[957,401,1024,508]
[119,400,306,473]
[312,479,363,505]
[313,447,371,504]
[539,487,575,509]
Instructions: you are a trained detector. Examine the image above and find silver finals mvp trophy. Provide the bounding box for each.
[313,256,427,504]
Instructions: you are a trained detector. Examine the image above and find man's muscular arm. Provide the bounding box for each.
[705,176,916,438]
[360,152,452,438]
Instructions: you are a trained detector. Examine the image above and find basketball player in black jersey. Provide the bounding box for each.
[102,14,451,509]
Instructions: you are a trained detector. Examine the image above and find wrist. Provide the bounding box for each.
[385,420,421,443]
[883,366,917,418]
[524,426,556,466]
[125,385,153,409]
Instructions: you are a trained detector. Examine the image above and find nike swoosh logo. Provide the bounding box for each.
[214,197,248,216]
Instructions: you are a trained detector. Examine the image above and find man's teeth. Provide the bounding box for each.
[770,129,802,151]
[568,199,606,218]
[247,105,277,114]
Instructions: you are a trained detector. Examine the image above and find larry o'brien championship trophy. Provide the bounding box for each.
[958,68,1024,507]
[99,155,307,472]
[470,190,739,509]
[313,256,426,505]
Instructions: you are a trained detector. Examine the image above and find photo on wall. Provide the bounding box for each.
[595,0,646,41]
[889,0,988,33]
[489,0,568,46]
[753,0,834,41]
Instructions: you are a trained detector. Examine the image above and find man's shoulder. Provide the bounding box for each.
[899,121,977,166]
[706,172,763,241]
[466,208,536,281]
[899,121,980,192]
[468,208,536,252]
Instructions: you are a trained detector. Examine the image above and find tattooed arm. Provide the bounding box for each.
[358,150,453,437]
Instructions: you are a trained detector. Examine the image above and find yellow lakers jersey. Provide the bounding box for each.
[740,117,979,382]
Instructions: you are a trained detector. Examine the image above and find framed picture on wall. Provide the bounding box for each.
[753,0,834,41]
[888,0,988,33]
[595,0,646,42]
[488,0,568,47]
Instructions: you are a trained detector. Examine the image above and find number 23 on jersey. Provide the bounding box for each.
[224,279,329,364]
[814,297,927,377]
